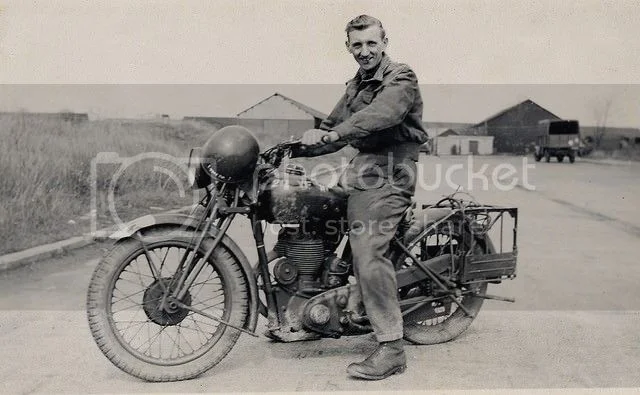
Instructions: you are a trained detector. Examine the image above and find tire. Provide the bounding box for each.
[534,154,542,162]
[544,151,551,162]
[557,155,564,163]
[87,228,249,382]
[395,216,489,345]
[569,154,576,163]
[402,282,487,345]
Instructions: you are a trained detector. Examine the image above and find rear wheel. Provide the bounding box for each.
[544,150,551,162]
[557,155,564,162]
[87,229,249,381]
[395,219,489,345]
[569,154,576,163]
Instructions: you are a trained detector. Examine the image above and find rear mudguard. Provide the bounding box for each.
[109,213,259,333]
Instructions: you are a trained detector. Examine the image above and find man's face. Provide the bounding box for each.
[346,25,388,71]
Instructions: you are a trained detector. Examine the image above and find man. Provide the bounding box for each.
[294,15,428,380]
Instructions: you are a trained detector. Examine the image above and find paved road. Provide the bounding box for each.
[1,156,639,394]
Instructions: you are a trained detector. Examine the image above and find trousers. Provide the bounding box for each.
[338,150,417,342]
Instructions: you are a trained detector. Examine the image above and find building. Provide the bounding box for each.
[468,99,561,154]
[428,128,494,155]
[236,93,327,143]
[182,116,238,130]
[183,92,327,145]
[0,111,89,123]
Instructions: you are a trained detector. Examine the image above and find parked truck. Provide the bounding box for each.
[534,119,581,163]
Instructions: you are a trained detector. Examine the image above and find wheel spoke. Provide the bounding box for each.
[158,247,172,276]
[164,326,187,358]
[191,290,225,308]
[140,325,167,356]
[111,287,147,306]
[187,315,213,344]
[176,323,196,354]
[190,264,219,301]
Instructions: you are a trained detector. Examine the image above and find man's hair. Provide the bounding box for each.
[345,15,386,40]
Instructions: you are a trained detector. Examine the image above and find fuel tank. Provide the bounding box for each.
[256,172,347,225]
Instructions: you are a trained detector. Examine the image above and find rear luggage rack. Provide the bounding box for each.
[419,202,519,285]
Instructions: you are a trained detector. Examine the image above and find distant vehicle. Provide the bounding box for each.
[534,119,581,163]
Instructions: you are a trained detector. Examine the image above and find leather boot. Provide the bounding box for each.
[346,339,407,380]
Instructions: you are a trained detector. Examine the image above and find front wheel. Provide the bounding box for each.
[86,228,249,382]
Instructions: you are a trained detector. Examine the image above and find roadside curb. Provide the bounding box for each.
[0,205,193,273]
[579,158,639,166]
[0,235,95,272]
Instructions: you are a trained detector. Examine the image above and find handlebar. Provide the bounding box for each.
[260,133,336,168]
[259,139,302,168]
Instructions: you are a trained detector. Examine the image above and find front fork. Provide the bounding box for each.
[250,212,280,327]
[143,185,259,337]
[171,185,233,301]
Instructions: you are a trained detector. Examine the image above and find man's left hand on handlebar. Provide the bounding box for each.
[301,129,340,146]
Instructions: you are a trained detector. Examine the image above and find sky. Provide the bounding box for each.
[1,1,639,126]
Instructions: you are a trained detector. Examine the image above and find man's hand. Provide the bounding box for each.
[301,129,339,146]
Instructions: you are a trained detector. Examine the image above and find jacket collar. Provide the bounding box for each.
[347,54,391,84]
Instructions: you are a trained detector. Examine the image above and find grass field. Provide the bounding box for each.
[0,116,214,255]
[0,116,353,255]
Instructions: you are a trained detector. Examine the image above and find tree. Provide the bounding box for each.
[592,98,612,149]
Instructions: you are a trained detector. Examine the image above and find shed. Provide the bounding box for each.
[427,128,494,156]
[469,99,561,154]
[236,93,327,143]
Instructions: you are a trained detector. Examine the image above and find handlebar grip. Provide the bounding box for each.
[321,134,332,144]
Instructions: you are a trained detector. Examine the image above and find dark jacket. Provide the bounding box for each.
[296,54,428,158]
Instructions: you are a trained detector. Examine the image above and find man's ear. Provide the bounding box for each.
[345,40,351,53]
[382,37,388,51]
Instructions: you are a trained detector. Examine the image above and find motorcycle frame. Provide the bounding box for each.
[165,143,520,331]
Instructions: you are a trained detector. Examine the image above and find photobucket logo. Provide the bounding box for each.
[300,155,536,192]
[417,156,536,191]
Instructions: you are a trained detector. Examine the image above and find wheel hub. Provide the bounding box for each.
[142,278,192,326]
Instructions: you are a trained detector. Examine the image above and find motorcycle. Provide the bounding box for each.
[86,131,519,382]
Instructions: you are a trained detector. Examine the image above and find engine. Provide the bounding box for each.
[273,228,350,292]
[264,204,416,342]
[264,228,352,342]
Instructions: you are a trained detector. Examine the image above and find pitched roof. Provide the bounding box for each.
[474,99,561,126]
[237,92,327,119]
[425,127,458,137]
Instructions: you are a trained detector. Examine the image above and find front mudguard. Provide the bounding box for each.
[109,213,259,333]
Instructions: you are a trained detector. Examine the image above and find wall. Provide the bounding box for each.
[237,118,315,147]
[183,116,314,147]
[434,136,494,155]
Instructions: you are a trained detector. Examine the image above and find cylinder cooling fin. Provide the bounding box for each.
[286,239,325,276]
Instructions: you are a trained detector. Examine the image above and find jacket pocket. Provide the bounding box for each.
[352,162,387,191]
[360,90,375,104]
[390,160,417,194]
